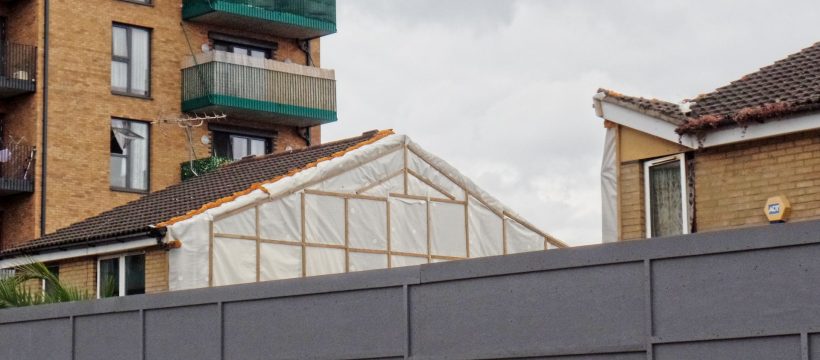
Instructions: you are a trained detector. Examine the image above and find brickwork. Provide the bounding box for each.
[144,248,168,294]
[1,0,325,249]
[57,256,97,297]
[695,130,820,232]
[619,161,645,240]
[617,129,820,241]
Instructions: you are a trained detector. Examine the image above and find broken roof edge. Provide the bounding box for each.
[162,131,567,248]
[594,88,688,125]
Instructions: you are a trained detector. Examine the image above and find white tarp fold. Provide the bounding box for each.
[601,126,619,243]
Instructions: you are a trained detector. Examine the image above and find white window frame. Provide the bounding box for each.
[644,153,689,238]
[96,252,144,299]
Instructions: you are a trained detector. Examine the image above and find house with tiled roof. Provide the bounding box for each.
[0,130,565,296]
[594,41,820,242]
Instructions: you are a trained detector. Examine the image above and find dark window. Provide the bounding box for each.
[214,40,272,59]
[110,118,149,192]
[98,254,145,298]
[212,131,272,160]
[42,265,59,297]
[112,23,151,96]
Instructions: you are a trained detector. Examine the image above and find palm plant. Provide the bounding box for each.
[0,261,91,309]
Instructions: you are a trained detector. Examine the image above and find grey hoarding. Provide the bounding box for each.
[2,220,820,359]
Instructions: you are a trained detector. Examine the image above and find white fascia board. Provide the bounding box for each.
[599,101,820,149]
[701,112,820,148]
[599,101,697,148]
[0,237,159,269]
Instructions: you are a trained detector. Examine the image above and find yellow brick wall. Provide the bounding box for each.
[144,248,168,294]
[617,129,820,241]
[2,0,325,249]
[695,130,820,232]
[44,247,167,298]
[57,256,97,297]
[619,161,645,240]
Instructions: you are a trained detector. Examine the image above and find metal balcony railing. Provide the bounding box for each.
[0,142,35,196]
[0,42,36,97]
[181,51,337,126]
[182,0,336,39]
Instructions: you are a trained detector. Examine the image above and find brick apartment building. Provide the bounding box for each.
[594,41,820,242]
[0,0,336,250]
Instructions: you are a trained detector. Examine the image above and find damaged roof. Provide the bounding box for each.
[598,41,820,134]
[1,130,384,258]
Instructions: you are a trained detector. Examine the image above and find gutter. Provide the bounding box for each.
[0,229,166,264]
[39,0,50,236]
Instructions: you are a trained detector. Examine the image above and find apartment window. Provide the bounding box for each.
[121,0,152,5]
[214,40,271,59]
[644,154,689,238]
[110,118,149,192]
[112,24,151,96]
[42,265,60,297]
[97,254,145,298]
[212,131,271,160]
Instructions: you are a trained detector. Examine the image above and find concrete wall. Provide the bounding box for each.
[3,220,820,359]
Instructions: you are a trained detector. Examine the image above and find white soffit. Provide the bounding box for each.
[597,100,820,149]
[0,237,159,269]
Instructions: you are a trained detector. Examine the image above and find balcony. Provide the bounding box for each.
[0,43,36,98]
[0,142,35,196]
[182,0,336,39]
[181,51,337,127]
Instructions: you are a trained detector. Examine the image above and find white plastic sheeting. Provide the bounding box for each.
[407,151,466,200]
[505,218,543,254]
[305,194,345,245]
[311,149,403,193]
[467,197,503,258]
[349,252,387,272]
[165,133,562,291]
[305,247,345,276]
[213,237,256,286]
[601,126,619,243]
[259,243,301,281]
[430,202,467,257]
[389,197,427,254]
[348,199,387,250]
[259,193,301,241]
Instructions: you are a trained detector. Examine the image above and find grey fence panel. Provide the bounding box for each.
[145,304,221,360]
[75,311,142,360]
[653,335,802,360]
[4,220,820,359]
[0,318,72,360]
[223,287,406,359]
[409,262,646,359]
[652,243,820,341]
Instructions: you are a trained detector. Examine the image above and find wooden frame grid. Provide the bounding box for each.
[205,140,564,286]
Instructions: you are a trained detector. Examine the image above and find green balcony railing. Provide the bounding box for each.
[181,54,337,126]
[182,0,336,39]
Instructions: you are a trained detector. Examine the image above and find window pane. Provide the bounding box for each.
[113,27,128,58]
[649,161,683,237]
[111,60,128,92]
[124,255,145,296]
[43,265,60,298]
[232,46,248,55]
[99,258,120,298]
[130,28,150,95]
[249,138,265,156]
[250,49,266,58]
[110,155,127,188]
[128,122,149,191]
[231,136,248,160]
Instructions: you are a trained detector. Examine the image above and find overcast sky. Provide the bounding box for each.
[321,0,820,246]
